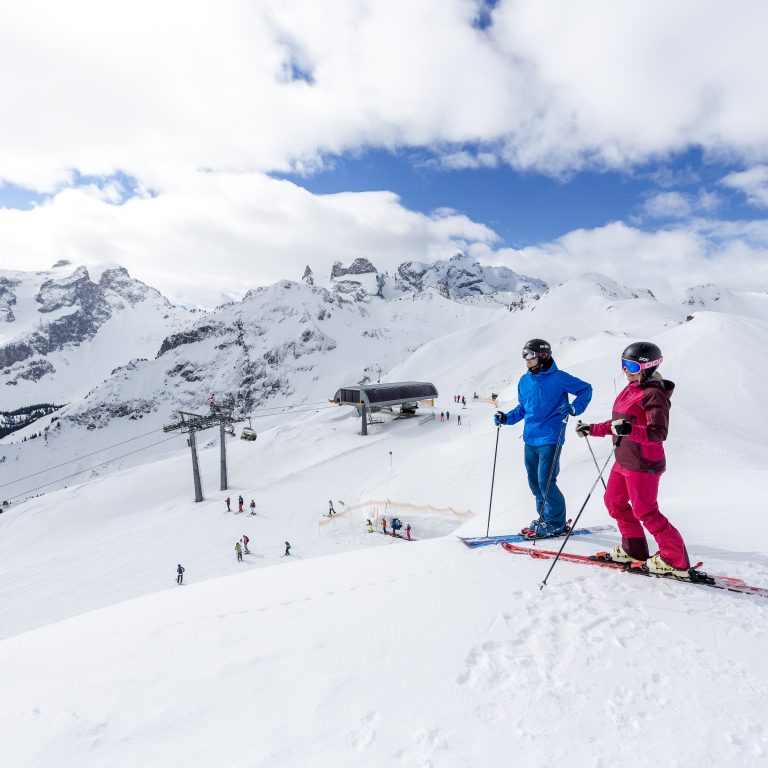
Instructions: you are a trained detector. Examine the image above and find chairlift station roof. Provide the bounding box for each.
[333,381,438,409]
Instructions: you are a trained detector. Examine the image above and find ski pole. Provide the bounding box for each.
[531,415,569,537]
[584,434,607,490]
[485,427,501,537]
[539,445,616,590]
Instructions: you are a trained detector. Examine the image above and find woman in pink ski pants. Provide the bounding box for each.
[576,342,690,573]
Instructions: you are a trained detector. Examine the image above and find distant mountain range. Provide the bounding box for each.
[2,253,765,503]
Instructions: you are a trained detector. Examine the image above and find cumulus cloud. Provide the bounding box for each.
[642,189,722,219]
[0,172,498,307]
[469,219,768,302]
[0,0,767,191]
[2,171,765,306]
[643,192,692,219]
[721,166,768,208]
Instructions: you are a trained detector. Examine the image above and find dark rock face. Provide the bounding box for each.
[5,359,56,385]
[395,262,427,293]
[0,278,19,322]
[0,266,167,372]
[157,324,226,357]
[302,265,315,286]
[99,267,150,304]
[331,258,377,278]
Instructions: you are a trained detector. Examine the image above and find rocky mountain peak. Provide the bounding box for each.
[331,258,378,278]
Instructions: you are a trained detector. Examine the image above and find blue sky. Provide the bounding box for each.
[3,147,757,252]
[274,147,758,246]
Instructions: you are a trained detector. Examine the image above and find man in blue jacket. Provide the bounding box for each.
[494,338,592,538]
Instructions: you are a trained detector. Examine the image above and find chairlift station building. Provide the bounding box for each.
[332,381,438,435]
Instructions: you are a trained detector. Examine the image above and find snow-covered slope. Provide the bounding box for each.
[0,338,767,765]
[1,268,768,766]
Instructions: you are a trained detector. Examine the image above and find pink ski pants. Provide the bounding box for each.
[604,463,689,569]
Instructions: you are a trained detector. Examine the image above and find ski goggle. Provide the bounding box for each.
[621,357,663,374]
[522,348,538,360]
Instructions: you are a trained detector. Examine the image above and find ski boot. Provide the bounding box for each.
[524,521,568,540]
[520,518,541,536]
[592,545,644,565]
[646,553,696,579]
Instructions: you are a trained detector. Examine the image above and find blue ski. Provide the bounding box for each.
[458,524,616,549]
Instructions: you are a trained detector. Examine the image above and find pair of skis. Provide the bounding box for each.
[458,524,616,549]
[500,541,768,598]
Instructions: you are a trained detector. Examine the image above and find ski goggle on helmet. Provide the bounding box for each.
[522,339,551,360]
[621,356,663,374]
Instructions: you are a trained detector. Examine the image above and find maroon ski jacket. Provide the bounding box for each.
[590,378,674,474]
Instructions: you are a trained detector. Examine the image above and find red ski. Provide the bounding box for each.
[501,542,768,598]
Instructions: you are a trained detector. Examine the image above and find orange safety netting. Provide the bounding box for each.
[319,498,474,525]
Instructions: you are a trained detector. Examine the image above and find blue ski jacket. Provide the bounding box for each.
[502,361,592,446]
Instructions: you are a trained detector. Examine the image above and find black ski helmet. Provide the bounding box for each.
[622,341,663,378]
[523,338,552,359]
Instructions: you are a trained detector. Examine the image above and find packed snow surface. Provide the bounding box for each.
[1,273,767,766]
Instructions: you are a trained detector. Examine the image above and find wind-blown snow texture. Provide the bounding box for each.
[0,259,767,767]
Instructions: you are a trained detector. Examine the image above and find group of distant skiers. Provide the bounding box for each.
[225,495,256,514]
[494,337,692,578]
[439,411,462,425]
[365,516,412,540]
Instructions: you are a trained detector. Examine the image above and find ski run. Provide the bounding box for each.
[1,271,768,767]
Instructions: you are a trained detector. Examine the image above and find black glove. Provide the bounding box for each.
[611,419,632,437]
[494,411,507,426]
[575,420,591,438]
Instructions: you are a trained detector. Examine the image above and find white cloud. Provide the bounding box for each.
[721,166,768,208]
[469,219,768,302]
[643,192,692,219]
[1,173,766,306]
[0,0,767,191]
[641,189,722,219]
[0,172,498,307]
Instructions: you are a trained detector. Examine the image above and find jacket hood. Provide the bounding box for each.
[636,378,675,397]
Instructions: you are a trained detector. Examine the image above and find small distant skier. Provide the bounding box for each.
[176,564,185,584]
[242,534,250,554]
[284,541,291,557]
[440,411,445,422]
[225,496,231,512]
[462,395,466,407]
[457,414,461,426]
[249,500,256,515]
[446,410,450,421]
[328,500,336,516]
[238,495,244,513]
[405,524,412,541]
[391,518,402,537]
[235,541,243,561]
[381,517,388,535]
[366,518,373,533]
